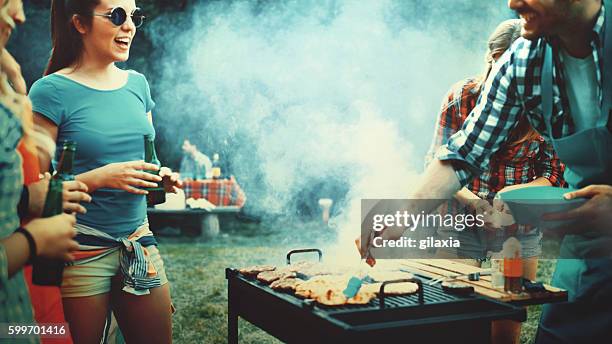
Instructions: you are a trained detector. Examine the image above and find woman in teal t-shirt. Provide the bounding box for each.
[29,1,179,343]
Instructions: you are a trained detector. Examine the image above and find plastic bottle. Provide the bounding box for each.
[490,251,505,290]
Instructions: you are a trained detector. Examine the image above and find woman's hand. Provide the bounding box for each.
[159,167,182,193]
[82,160,162,195]
[62,179,92,214]
[25,213,79,261]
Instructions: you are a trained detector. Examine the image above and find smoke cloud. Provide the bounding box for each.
[148,0,512,224]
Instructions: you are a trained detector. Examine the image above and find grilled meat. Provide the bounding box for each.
[239,265,276,277]
[257,270,297,284]
[270,277,304,292]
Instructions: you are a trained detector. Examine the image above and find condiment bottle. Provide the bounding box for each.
[502,237,523,294]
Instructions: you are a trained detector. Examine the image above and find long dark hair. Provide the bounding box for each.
[45,0,100,76]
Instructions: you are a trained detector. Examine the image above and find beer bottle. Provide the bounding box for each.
[33,141,76,286]
[211,153,221,179]
[144,135,166,205]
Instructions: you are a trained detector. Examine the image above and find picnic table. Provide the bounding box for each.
[147,177,246,238]
[393,259,567,306]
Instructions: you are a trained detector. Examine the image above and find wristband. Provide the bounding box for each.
[15,227,37,264]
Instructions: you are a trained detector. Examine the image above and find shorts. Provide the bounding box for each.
[437,227,543,260]
[61,245,168,298]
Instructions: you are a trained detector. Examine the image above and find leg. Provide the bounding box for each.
[491,256,538,344]
[63,294,110,344]
[110,245,172,344]
[111,280,172,344]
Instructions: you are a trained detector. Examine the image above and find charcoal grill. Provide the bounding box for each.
[226,249,526,343]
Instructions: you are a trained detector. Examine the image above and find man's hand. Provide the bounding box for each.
[25,213,79,261]
[28,173,92,216]
[542,185,612,235]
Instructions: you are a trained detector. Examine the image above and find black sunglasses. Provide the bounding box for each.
[93,7,145,28]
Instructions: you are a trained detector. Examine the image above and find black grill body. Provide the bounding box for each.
[226,268,526,344]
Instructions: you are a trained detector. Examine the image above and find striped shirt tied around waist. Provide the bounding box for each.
[70,221,160,295]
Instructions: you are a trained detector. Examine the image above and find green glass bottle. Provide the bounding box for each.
[144,135,166,205]
[55,140,76,182]
[33,141,76,286]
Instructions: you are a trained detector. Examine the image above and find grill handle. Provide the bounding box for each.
[286,248,323,265]
[379,278,424,309]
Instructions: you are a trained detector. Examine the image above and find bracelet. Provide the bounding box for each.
[15,227,37,264]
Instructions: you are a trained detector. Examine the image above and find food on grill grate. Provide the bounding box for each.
[292,275,377,306]
[310,287,377,306]
[316,289,347,306]
[257,270,297,284]
[346,290,377,305]
[367,270,414,282]
[380,282,419,295]
[360,281,419,295]
[284,261,316,273]
[293,263,339,277]
[238,265,276,277]
[270,277,304,292]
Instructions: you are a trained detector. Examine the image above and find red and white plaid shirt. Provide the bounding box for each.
[427,78,565,201]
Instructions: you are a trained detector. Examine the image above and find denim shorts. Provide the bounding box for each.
[61,245,168,298]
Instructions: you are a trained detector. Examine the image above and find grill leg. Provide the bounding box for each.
[228,311,238,344]
[228,289,238,344]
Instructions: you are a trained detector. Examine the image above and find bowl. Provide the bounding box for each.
[497,186,586,230]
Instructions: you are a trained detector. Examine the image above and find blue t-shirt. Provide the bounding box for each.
[29,70,156,238]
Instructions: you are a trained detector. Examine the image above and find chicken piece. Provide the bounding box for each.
[346,291,376,305]
[270,278,303,292]
[315,289,348,306]
[359,283,383,294]
[257,270,297,284]
[238,265,276,277]
[378,282,419,295]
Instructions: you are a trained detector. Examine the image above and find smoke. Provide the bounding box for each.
[147,0,513,235]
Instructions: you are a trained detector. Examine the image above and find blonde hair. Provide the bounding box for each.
[481,19,522,85]
[472,19,540,145]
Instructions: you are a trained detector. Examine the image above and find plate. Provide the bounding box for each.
[497,186,586,229]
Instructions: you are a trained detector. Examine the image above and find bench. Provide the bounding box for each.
[147,206,241,238]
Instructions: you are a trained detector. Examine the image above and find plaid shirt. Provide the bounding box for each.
[436,5,606,186]
[427,78,565,200]
[0,102,38,343]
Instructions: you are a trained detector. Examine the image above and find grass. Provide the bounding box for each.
[156,221,556,344]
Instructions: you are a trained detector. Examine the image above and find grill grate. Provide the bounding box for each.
[308,282,459,312]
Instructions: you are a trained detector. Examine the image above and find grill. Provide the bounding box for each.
[226,249,526,344]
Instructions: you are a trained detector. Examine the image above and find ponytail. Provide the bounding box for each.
[45,0,99,76]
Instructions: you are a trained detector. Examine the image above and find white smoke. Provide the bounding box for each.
[148,0,512,255]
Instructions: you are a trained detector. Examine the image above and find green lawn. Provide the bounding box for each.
[157,222,556,344]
